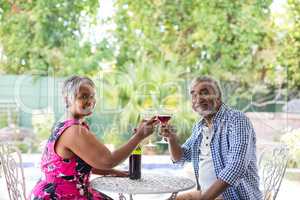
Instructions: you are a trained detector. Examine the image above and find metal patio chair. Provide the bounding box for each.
[258,145,289,200]
[0,143,26,200]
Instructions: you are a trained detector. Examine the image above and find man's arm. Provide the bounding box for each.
[167,134,183,162]
[161,124,195,164]
[201,179,229,200]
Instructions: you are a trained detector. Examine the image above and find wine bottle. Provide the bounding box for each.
[129,145,141,180]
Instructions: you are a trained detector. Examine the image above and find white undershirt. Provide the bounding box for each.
[197,125,224,199]
[198,126,217,192]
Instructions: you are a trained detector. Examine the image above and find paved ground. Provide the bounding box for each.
[0,154,299,200]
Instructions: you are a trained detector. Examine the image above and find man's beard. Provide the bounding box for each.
[194,102,218,117]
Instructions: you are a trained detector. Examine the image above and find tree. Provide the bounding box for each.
[1,0,298,147]
[278,0,300,97]
[109,0,287,111]
[98,61,198,145]
[95,0,294,146]
[0,0,109,76]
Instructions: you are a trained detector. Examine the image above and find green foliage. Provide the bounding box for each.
[278,0,300,94]
[0,0,102,75]
[32,109,54,142]
[281,129,300,168]
[1,0,299,151]
[99,62,198,145]
[101,124,132,148]
[17,142,38,153]
[113,1,272,72]
[110,0,292,113]
[0,111,17,128]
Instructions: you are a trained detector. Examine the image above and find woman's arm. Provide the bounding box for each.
[92,168,128,177]
[60,117,157,170]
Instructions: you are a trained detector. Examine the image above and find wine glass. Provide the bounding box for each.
[156,108,172,144]
[140,109,157,147]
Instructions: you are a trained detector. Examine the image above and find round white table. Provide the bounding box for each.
[91,173,196,200]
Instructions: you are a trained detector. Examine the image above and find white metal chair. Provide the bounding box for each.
[0,143,26,200]
[258,145,289,200]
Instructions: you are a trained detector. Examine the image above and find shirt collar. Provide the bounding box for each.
[212,103,227,125]
[198,103,227,126]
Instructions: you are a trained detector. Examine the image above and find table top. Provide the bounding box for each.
[91,173,195,195]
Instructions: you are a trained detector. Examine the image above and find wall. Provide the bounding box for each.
[246,112,300,145]
[0,75,64,127]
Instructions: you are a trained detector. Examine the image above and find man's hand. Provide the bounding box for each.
[160,124,177,142]
[160,123,183,162]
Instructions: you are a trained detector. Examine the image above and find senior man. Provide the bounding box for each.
[161,76,262,200]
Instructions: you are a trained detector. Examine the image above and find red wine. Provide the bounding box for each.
[129,146,141,180]
[157,115,171,124]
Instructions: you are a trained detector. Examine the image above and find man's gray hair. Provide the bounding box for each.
[190,76,222,100]
[62,75,95,107]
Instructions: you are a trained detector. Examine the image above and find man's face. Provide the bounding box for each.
[190,81,221,117]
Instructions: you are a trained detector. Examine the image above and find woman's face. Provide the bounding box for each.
[68,83,96,118]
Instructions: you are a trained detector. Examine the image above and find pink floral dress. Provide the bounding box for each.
[29,119,113,200]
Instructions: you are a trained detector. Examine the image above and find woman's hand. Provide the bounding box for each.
[93,168,129,177]
[135,116,158,140]
[105,169,129,177]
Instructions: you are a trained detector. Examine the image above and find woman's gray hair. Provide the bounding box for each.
[62,75,95,107]
[190,76,222,100]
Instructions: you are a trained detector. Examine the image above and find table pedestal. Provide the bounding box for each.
[117,192,178,200]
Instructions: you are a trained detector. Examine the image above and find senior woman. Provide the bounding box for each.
[29,75,157,199]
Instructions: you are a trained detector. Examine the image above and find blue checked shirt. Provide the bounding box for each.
[176,104,262,200]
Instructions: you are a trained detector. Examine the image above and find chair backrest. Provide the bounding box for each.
[258,145,289,200]
[0,143,26,200]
